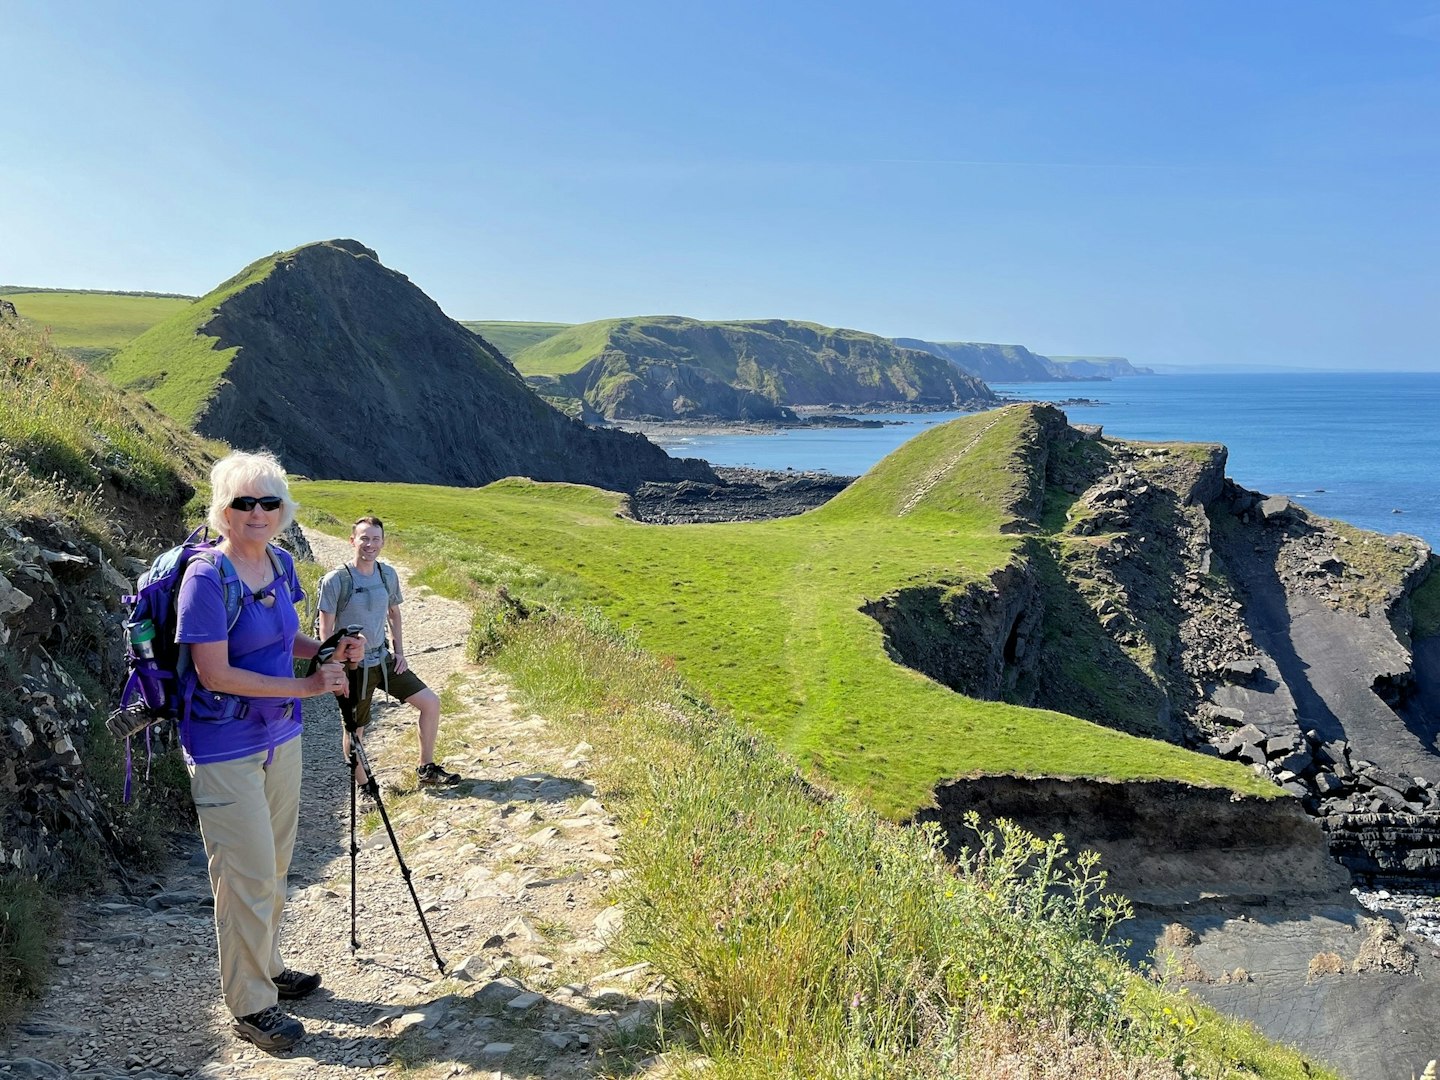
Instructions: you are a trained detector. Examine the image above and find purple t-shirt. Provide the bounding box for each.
[174,547,305,764]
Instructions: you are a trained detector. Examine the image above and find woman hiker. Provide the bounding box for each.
[175,449,362,1051]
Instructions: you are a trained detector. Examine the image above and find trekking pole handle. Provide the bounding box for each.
[310,624,365,673]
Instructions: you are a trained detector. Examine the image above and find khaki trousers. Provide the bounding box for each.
[188,737,302,1018]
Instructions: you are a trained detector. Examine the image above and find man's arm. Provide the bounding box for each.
[387,603,407,674]
[316,570,340,645]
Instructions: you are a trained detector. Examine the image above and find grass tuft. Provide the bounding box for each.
[0,877,58,1017]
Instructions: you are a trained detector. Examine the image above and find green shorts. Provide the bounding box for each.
[351,655,428,730]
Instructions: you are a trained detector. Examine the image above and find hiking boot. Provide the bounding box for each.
[273,968,322,1000]
[232,1004,304,1050]
[417,762,462,786]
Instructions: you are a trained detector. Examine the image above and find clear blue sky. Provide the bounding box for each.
[3,1,1437,370]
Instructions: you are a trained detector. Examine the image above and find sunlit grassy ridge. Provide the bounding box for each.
[458,319,573,358]
[509,317,628,374]
[105,251,284,426]
[5,290,193,358]
[296,405,1272,818]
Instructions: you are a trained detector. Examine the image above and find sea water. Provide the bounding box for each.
[650,372,1440,549]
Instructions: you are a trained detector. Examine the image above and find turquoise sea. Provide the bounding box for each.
[648,373,1440,550]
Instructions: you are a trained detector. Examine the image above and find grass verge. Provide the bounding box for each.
[481,603,1337,1078]
[0,877,58,1018]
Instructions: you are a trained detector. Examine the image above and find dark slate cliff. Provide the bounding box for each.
[193,241,715,490]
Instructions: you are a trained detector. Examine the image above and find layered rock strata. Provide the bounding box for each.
[867,409,1440,883]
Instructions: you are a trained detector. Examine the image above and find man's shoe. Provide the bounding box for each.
[273,968,322,1000]
[417,762,462,786]
[232,1004,304,1050]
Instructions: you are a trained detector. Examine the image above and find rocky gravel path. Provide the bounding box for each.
[1,528,675,1079]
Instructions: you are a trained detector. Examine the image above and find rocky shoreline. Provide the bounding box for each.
[628,465,855,524]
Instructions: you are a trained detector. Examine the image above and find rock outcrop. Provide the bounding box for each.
[0,517,150,881]
[628,466,853,524]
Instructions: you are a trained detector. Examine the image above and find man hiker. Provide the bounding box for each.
[317,516,462,788]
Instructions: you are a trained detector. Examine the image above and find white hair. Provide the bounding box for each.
[206,449,297,535]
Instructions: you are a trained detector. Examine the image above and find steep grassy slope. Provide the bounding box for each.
[509,316,998,420]
[0,314,212,1015]
[295,404,1272,818]
[458,320,572,358]
[4,290,194,365]
[0,311,214,539]
[104,253,283,426]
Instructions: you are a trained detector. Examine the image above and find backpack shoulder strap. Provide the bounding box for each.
[191,547,245,630]
[266,545,299,597]
[339,564,357,613]
[378,562,399,606]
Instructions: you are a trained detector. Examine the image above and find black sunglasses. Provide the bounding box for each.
[229,495,283,512]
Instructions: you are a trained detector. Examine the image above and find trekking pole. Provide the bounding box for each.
[348,732,359,953]
[346,723,446,973]
[311,627,447,974]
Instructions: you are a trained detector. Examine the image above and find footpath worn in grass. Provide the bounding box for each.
[105,251,284,426]
[294,406,1272,821]
[5,290,192,358]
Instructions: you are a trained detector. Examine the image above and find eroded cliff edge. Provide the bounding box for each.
[876,406,1440,1079]
[870,406,1440,884]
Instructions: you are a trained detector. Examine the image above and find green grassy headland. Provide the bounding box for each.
[4,290,194,363]
[104,252,285,426]
[295,405,1273,820]
[508,317,629,374]
[459,320,573,358]
[506,315,910,377]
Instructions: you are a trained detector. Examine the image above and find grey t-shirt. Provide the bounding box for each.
[318,563,402,668]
